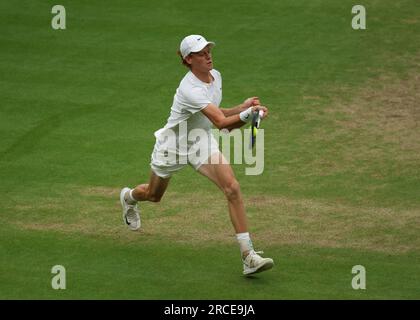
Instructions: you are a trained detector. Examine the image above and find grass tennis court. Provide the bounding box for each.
[1,0,419,299]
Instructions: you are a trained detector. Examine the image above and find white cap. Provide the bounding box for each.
[179,35,215,59]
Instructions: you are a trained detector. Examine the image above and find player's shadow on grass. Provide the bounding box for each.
[244,275,264,280]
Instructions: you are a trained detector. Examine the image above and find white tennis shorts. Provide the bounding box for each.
[150,132,220,178]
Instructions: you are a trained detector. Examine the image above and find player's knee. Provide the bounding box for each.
[223,180,241,201]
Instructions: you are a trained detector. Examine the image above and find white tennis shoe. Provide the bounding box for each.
[120,187,141,231]
[243,250,274,276]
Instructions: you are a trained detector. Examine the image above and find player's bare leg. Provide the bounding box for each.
[120,171,170,231]
[197,152,248,234]
[197,152,274,275]
[130,171,171,203]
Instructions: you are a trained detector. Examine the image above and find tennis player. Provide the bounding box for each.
[120,35,274,275]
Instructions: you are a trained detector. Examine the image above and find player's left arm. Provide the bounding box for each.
[202,103,268,132]
[220,97,261,117]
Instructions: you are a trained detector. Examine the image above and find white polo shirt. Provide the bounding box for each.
[154,69,222,144]
[150,69,223,176]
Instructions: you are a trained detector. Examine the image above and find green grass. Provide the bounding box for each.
[2,223,419,299]
[1,0,419,299]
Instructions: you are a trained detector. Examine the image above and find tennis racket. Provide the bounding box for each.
[250,109,264,149]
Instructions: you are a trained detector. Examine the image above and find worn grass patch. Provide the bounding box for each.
[309,66,420,171]
[9,185,420,254]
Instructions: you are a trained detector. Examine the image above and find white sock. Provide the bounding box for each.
[236,232,254,257]
[124,189,137,205]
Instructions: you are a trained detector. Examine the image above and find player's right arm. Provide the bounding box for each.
[201,103,267,131]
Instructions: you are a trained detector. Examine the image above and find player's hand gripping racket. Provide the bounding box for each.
[250,109,264,149]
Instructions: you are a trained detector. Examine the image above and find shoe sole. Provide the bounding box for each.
[243,260,274,276]
[120,187,140,231]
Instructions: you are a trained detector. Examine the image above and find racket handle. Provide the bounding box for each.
[256,110,264,128]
